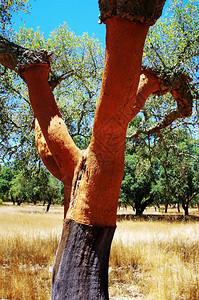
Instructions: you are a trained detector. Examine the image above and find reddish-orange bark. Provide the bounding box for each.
[34,117,63,182]
[66,17,150,226]
[132,69,160,118]
[22,64,82,217]
[18,19,171,227]
[22,64,80,186]
[34,117,74,216]
[33,68,161,220]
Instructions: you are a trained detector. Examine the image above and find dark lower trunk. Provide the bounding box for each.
[165,202,168,213]
[52,220,115,300]
[135,204,145,216]
[184,207,189,216]
[182,203,189,216]
[46,198,52,212]
[177,202,180,212]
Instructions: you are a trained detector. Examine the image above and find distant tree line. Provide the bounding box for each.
[0,162,63,211]
[120,124,199,216]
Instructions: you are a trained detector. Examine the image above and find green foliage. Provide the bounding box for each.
[123,125,199,214]
[0,0,30,36]
[141,0,198,134]
[0,199,3,205]
[0,164,14,200]
[8,164,63,204]
[120,152,155,215]
[162,132,199,205]
[143,0,199,81]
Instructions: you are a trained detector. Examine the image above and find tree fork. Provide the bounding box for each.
[127,69,193,139]
[66,17,150,227]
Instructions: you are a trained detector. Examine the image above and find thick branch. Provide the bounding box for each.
[130,68,160,119]
[23,65,81,184]
[34,118,63,182]
[35,120,73,216]
[127,68,193,139]
[0,36,81,187]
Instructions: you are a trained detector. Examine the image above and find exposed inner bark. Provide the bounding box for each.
[66,17,150,227]
[34,117,63,182]
[52,220,115,300]
[23,65,81,184]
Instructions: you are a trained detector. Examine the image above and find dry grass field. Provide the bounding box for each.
[0,204,198,300]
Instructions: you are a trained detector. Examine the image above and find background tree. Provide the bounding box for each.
[122,125,198,216]
[0,162,59,206]
[162,130,199,215]
[120,150,155,216]
[0,164,13,201]
[0,0,30,36]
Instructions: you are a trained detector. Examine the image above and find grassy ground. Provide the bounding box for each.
[0,204,198,299]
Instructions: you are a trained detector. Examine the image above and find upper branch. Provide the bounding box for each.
[127,68,193,139]
[0,36,81,185]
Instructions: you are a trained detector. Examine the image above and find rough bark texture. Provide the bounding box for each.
[52,220,115,300]
[98,0,166,24]
[0,36,52,73]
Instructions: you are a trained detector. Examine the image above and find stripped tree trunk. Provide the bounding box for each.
[52,17,151,298]
[3,1,195,299]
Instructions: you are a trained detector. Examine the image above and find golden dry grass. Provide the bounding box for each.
[0,205,62,300]
[109,220,199,300]
[0,204,198,300]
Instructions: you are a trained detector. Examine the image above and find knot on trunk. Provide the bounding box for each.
[98,0,166,24]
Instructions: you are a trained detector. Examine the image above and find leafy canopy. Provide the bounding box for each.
[0,0,30,36]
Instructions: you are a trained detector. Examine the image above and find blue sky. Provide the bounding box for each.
[13,0,106,45]
[12,0,173,47]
